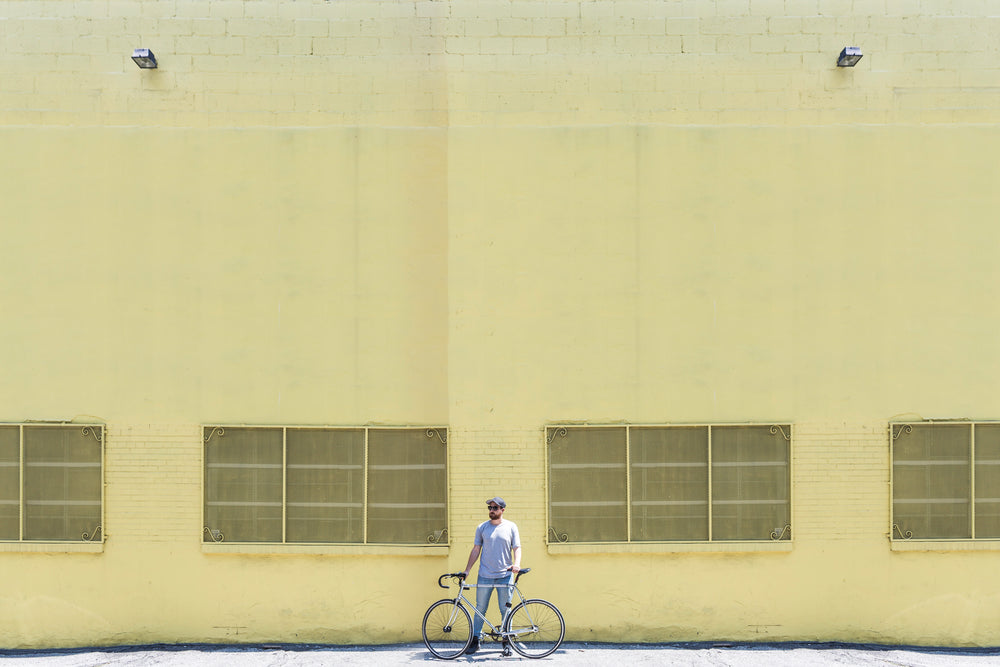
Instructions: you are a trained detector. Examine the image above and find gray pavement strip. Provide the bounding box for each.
[1,643,1000,666]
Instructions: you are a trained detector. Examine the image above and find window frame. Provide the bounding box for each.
[201,424,449,553]
[890,420,1000,548]
[544,423,793,551]
[0,422,105,552]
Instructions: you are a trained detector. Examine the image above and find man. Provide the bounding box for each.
[461,496,521,655]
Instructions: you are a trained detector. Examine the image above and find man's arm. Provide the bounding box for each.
[510,545,521,573]
[462,544,482,577]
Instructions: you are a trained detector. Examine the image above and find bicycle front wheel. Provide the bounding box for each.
[422,599,473,660]
[503,598,565,658]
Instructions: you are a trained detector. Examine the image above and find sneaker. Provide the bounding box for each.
[464,637,480,655]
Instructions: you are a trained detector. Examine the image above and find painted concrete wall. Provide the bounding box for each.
[2,0,1000,649]
[3,0,1000,127]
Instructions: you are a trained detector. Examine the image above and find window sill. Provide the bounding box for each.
[890,539,1000,552]
[0,541,104,554]
[202,542,450,556]
[547,541,793,555]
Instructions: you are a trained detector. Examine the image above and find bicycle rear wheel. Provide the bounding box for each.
[503,598,565,658]
[422,599,473,660]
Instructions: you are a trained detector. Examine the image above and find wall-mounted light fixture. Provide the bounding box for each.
[837,46,863,67]
[131,48,158,69]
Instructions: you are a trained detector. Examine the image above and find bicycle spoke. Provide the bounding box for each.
[503,599,565,658]
[422,600,473,660]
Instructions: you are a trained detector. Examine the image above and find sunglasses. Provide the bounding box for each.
[487,505,502,511]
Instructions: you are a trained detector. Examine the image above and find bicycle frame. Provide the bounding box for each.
[443,577,531,639]
[424,570,565,660]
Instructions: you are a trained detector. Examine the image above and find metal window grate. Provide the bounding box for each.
[546,424,791,544]
[892,421,1000,540]
[0,424,104,543]
[202,425,448,546]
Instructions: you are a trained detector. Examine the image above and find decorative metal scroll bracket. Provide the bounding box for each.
[892,524,912,540]
[82,525,103,542]
[204,527,225,543]
[426,429,447,445]
[769,425,791,441]
[770,524,791,541]
[546,427,568,445]
[81,426,103,443]
[547,527,568,543]
[427,529,448,544]
[204,427,226,443]
[892,424,913,441]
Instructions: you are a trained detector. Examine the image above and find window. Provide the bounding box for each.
[892,422,1000,540]
[546,424,791,543]
[202,426,448,545]
[0,424,104,542]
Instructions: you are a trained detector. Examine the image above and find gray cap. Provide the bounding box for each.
[487,496,506,509]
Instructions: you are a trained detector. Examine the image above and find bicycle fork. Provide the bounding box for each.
[442,599,465,634]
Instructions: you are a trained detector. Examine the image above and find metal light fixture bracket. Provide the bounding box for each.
[837,46,863,67]
[132,48,158,69]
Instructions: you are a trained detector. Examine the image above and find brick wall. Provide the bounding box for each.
[448,428,547,552]
[104,423,202,544]
[2,1,999,126]
[792,422,889,542]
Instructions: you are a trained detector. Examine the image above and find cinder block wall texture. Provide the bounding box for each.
[2,0,1000,126]
[3,0,1000,649]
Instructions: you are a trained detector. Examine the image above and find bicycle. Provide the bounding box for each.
[422,568,565,659]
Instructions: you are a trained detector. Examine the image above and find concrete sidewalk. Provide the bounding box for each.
[2,643,1000,666]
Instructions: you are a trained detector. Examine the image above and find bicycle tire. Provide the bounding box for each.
[422,599,473,660]
[503,598,565,658]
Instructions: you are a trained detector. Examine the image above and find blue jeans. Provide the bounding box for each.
[472,573,513,639]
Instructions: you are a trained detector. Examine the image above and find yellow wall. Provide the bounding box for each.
[3,0,1000,649]
[1,128,449,425]
[3,0,1000,127]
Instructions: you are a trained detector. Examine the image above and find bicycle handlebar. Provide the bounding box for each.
[437,568,531,588]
